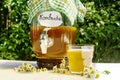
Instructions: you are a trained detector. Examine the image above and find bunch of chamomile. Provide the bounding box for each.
[13,62,47,72]
[81,66,100,79]
[52,59,70,74]
[52,59,100,79]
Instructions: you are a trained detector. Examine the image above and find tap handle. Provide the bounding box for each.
[40,27,51,54]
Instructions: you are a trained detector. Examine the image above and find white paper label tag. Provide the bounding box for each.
[38,11,63,27]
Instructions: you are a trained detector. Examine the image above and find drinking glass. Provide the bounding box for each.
[66,44,94,74]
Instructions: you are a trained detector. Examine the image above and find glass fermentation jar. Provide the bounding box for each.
[27,0,86,69]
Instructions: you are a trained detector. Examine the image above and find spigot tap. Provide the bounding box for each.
[40,27,51,54]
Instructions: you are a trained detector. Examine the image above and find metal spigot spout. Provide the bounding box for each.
[40,27,51,54]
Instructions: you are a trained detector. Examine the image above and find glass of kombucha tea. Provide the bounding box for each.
[67,44,94,74]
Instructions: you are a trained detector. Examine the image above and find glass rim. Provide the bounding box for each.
[67,44,94,50]
[67,44,94,47]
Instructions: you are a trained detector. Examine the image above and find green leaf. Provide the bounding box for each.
[8,46,13,49]
[103,70,111,75]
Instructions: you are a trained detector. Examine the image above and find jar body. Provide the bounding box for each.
[30,23,76,59]
[30,13,76,69]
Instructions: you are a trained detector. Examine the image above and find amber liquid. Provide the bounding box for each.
[67,47,94,73]
[67,49,84,73]
[30,26,76,59]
